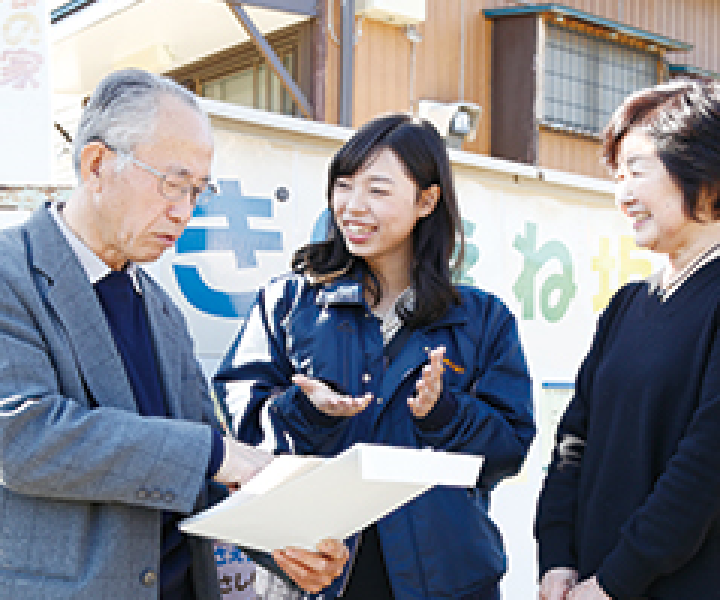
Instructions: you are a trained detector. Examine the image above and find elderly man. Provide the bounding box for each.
[0,69,347,600]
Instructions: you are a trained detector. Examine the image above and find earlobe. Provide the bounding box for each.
[79,141,107,190]
[419,184,441,217]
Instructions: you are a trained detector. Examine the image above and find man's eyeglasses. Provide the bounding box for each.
[101,141,217,206]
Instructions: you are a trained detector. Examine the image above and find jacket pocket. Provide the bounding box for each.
[0,488,85,579]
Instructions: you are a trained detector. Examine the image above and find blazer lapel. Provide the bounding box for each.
[140,276,185,419]
[25,206,138,413]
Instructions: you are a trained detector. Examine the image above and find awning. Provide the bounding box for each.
[483,4,692,52]
[51,0,311,95]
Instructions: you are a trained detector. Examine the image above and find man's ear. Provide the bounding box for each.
[418,184,440,218]
[79,141,109,191]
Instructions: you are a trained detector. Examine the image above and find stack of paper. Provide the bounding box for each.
[180,443,483,552]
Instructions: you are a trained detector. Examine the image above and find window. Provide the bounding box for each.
[169,22,312,119]
[543,24,657,135]
[202,51,298,116]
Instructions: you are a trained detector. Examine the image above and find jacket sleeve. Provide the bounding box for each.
[413,295,535,489]
[0,271,215,516]
[593,311,720,598]
[534,363,590,577]
[214,283,352,455]
[534,285,633,582]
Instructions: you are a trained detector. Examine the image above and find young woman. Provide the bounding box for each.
[214,114,535,599]
[536,79,720,600]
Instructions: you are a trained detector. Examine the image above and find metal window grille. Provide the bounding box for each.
[543,24,657,135]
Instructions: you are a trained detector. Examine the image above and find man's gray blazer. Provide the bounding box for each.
[0,204,223,599]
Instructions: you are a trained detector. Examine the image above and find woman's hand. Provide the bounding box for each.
[409,346,446,418]
[567,576,610,600]
[539,567,579,600]
[273,538,349,593]
[293,374,372,417]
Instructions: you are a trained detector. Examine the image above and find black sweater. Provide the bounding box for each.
[536,258,720,599]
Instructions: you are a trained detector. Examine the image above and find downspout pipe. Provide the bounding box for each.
[340,0,354,127]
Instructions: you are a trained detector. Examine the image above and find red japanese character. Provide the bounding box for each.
[0,49,43,89]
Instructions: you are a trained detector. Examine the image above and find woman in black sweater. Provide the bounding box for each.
[535,79,720,600]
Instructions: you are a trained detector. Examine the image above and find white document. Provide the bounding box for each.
[180,443,483,552]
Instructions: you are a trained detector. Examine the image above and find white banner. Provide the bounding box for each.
[0,0,51,183]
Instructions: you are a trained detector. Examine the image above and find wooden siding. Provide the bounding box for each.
[553,0,720,74]
[347,0,719,177]
[539,128,608,179]
[350,0,494,154]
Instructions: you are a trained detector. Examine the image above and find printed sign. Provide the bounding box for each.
[214,542,257,599]
[0,0,51,183]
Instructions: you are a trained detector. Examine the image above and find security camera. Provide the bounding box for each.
[417,100,482,150]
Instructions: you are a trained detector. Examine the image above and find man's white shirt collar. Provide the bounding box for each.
[49,203,142,294]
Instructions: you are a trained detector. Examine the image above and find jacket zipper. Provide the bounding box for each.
[336,530,363,597]
[337,320,352,392]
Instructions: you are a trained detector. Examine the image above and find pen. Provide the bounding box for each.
[424,348,465,374]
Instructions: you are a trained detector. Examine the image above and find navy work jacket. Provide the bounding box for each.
[214,273,535,599]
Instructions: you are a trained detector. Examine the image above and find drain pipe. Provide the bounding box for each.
[459,0,465,101]
[340,0,354,127]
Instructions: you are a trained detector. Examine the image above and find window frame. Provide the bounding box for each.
[540,21,659,138]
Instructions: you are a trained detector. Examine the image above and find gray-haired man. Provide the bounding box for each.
[0,69,347,600]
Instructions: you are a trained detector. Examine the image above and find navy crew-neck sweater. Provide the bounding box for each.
[95,272,223,600]
[536,258,720,599]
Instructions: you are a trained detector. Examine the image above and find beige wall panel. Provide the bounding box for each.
[539,130,609,180]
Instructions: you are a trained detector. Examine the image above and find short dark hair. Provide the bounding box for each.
[292,114,465,327]
[603,78,720,220]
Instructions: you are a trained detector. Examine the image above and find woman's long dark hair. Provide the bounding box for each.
[292,114,465,328]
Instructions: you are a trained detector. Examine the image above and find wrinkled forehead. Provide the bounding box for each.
[138,101,213,169]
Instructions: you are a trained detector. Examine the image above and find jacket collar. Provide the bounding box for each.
[25,204,183,416]
[314,278,364,306]
[313,276,470,329]
[48,202,142,294]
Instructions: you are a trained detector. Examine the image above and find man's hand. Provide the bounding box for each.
[293,374,372,417]
[272,539,350,593]
[566,576,610,600]
[213,438,273,487]
[409,346,445,418]
[539,567,579,600]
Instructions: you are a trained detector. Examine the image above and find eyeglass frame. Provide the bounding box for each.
[96,139,217,205]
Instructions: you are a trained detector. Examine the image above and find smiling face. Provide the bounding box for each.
[77,95,214,270]
[614,130,702,258]
[330,148,438,282]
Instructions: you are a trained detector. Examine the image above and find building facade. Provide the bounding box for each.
[49,0,720,182]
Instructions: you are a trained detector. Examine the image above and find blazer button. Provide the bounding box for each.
[151,489,163,501]
[362,373,371,383]
[163,491,176,504]
[140,568,157,587]
[377,398,383,404]
[136,488,150,500]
